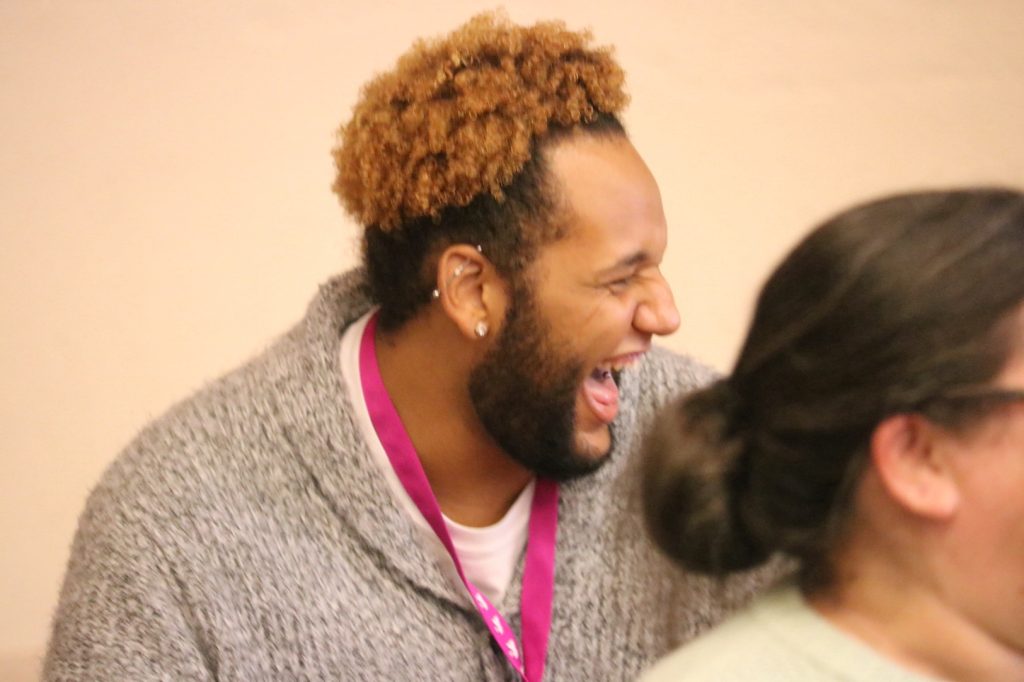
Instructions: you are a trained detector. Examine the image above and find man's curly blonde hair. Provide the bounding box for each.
[331,11,630,330]
[332,11,628,230]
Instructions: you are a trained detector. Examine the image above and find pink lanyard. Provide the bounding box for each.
[359,314,558,681]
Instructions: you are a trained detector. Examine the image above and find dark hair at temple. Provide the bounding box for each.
[363,115,624,331]
[643,188,1024,589]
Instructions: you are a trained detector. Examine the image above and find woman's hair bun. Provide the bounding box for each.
[642,379,771,575]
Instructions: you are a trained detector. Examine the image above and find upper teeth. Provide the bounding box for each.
[597,354,642,375]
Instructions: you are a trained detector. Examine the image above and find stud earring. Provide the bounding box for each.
[474,321,489,338]
[431,288,440,299]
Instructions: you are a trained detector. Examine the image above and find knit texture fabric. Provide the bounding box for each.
[45,270,773,681]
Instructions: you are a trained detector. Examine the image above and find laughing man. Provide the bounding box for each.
[46,13,769,681]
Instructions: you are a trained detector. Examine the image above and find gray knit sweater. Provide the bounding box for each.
[45,270,770,681]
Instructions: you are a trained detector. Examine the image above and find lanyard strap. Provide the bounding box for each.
[359,314,558,681]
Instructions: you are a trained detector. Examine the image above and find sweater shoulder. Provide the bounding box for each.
[643,345,718,391]
[90,270,370,519]
[77,353,283,549]
[622,345,718,421]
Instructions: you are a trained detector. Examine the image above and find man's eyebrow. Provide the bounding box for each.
[596,251,649,275]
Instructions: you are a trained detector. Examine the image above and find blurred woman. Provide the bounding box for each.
[641,189,1024,681]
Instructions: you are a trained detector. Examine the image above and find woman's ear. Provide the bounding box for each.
[870,414,960,520]
[433,244,506,341]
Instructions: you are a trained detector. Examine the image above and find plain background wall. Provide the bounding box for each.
[3,1,1023,677]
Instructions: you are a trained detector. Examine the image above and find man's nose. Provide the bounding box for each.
[635,272,680,337]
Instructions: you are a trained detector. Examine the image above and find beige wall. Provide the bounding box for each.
[2,1,1023,677]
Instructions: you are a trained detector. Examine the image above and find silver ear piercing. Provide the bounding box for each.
[431,246,484,301]
[474,321,489,338]
[449,261,468,281]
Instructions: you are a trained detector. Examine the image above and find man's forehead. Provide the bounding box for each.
[545,133,640,185]
[539,138,666,257]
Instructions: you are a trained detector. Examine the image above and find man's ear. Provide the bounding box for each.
[870,413,960,520]
[433,244,506,341]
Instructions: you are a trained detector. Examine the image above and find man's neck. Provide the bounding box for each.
[373,314,534,527]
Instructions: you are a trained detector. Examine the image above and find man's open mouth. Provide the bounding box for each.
[580,353,645,424]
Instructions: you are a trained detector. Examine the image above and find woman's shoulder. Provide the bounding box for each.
[639,584,801,681]
[639,582,942,682]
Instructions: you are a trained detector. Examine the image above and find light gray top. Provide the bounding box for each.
[45,270,774,681]
[641,583,943,682]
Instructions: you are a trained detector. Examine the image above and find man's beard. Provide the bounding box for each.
[468,282,615,482]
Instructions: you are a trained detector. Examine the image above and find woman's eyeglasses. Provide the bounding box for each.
[912,387,1024,422]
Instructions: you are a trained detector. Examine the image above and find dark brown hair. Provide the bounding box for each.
[643,189,1024,589]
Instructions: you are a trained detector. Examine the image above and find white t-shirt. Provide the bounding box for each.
[338,311,533,605]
